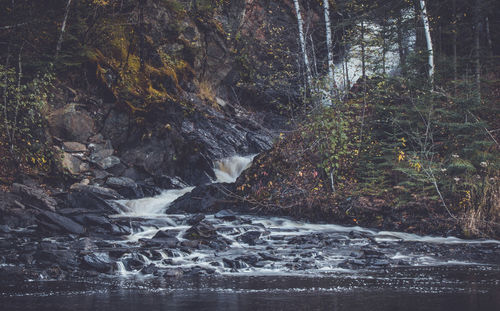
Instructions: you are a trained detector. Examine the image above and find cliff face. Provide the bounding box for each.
[44,0,315,189]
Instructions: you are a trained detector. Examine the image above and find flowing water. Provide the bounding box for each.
[2,155,499,310]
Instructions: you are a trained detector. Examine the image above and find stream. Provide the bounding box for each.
[1,155,500,310]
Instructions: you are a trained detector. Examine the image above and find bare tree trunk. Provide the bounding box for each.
[11,45,23,153]
[381,16,387,75]
[452,0,458,93]
[293,0,312,88]
[485,17,493,58]
[56,0,73,57]
[361,21,366,79]
[396,11,406,74]
[419,0,434,88]
[474,0,481,104]
[2,46,11,142]
[322,0,335,102]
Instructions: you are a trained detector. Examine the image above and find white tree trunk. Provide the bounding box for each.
[322,0,335,101]
[293,0,312,87]
[56,0,73,57]
[419,0,434,87]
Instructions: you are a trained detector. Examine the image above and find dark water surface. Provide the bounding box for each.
[1,266,499,311]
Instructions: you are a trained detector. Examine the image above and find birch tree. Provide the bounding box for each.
[322,0,335,101]
[293,0,312,88]
[55,0,73,57]
[419,0,434,87]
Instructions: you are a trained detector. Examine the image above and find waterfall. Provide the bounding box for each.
[116,154,255,216]
[213,154,256,183]
[116,187,194,216]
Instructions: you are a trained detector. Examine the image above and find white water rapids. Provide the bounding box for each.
[116,155,255,216]
[109,155,499,277]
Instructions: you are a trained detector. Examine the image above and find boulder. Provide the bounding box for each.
[186,214,205,225]
[140,263,158,275]
[96,156,121,170]
[153,175,189,190]
[105,177,144,199]
[237,231,261,246]
[38,210,85,235]
[258,252,280,262]
[66,189,120,213]
[62,152,86,175]
[215,209,237,221]
[49,105,95,143]
[62,142,87,153]
[69,184,123,200]
[167,183,237,214]
[12,183,57,211]
[183,221,217,240]
[82,253,113,273]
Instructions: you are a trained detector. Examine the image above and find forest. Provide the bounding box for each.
[0,1,500,307]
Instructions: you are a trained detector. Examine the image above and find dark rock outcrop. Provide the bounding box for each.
[167,183,240,214]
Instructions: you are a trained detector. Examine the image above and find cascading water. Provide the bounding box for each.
[213,154,256,183]
[115,154,255,216]
[107,154,499,279]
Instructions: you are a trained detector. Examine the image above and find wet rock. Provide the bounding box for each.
[186,213,205,225]
[235,255,260,266]
[167,183,237,214]
[140,263,158,275]
[215,209,237,221]
[238,231,261,245]
[184,221,217,240]
[62,142,87,153]
[89,143,114,163]
[348,231,366,239]
[0,266,25,281]
[181,240,200,249]
[122,257,145,271]
[66,189,120,213]
[208,237,230,251]
[105,177,144,199]
[164,268,183,278]
[108,248,129,259]
[152,230,177,239]
[69,184,123,200]
[360,248,386,259]
[338,259,366,269]
[372,259,390,266]
[35,249,78,270]
[154,176,189,190]
[82,253,113,273]
[0,224,11,233]
[12,183,57,211]
[38,210,85,235]
[97,156,121,170]
[258,252,280,261]
[222,258,245,269]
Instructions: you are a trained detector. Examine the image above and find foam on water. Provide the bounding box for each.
[213,155,256,183]
[116,187,195,216]
[109,154,499,278]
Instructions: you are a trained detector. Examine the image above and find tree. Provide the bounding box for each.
[419,0,435,88]
[322,0,336,102]
[293,0,312,89]
[56,0,73,57]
